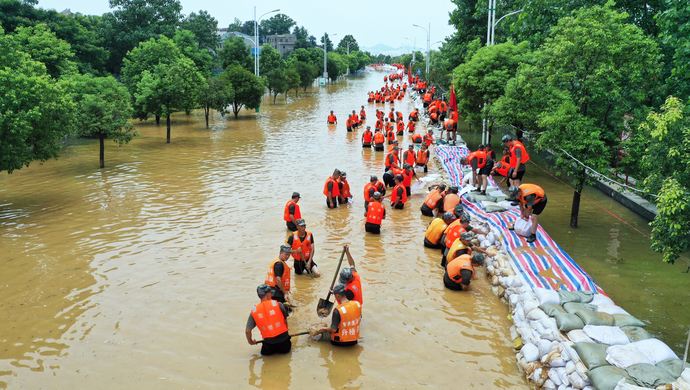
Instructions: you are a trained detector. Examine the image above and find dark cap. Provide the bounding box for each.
[442,211,456,221]
[257,284,272,298]
[292,192,301,198]
[453,204,464,215]
[373,191,382,199]
[472,253,485,266]
[295,218,306,227]
[279,244,292,253]
[370,175,378,182]
[332,284,346,295]
[408,144,414,148]
[501,134,513,143]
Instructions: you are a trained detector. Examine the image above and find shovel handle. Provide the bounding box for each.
[257,330,310,344]
[325,247,347,302]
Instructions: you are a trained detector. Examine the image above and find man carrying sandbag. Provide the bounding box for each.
[509,184,547,243]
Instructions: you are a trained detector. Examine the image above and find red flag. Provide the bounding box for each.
[449,84,457,113]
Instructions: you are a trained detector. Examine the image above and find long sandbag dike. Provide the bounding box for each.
[433,144,689,390]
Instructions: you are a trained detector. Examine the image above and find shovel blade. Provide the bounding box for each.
[316,298,334,317]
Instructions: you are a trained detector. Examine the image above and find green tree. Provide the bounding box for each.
[174,29,213,75]
[326,52,347,81]
[227,18,253,36]
[101,0,182,73]
[651,179,689,264]
[134,56,204,143]
[219,36,253,71]
[293,25,312,49]
[67,74,135,168]
[199,75,234,128]
[285,65,300,97]
[320,33,333,52]
[11,23,77,78]
[266,68,287,103]
[0,29,75,173]
[223,64,264,118]
[656,2,690,101]
[259,44,283,75]
[180,10,219,51]
[337,35,359,53]
[492,63,548,133]
[260,13,295,36]
[294,60,317,91]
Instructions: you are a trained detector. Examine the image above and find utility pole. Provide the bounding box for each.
[254,7,279,77]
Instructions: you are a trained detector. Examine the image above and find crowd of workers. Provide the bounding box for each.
[246,69,548,357]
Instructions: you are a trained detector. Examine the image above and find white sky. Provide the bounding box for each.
[37,0,457,49]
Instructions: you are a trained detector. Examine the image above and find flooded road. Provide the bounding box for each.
[0,72,526,389]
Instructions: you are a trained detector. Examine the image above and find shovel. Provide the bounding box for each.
[316,247,347,317]
[257,331,310,344]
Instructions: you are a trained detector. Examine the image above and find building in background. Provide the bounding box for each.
[266,34,296,56]
[218,29,254,49]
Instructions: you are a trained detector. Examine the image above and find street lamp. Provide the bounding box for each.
[254,7,279,76]
[486,0,523,46]
[322,33,337,83]
[412,23,430,78]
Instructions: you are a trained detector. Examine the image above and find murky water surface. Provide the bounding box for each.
[1,73,527,389]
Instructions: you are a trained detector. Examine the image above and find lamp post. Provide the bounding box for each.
[254,7,279,76]
[346,41,350,75]
[322,33,337,83]
[412,23,430,78]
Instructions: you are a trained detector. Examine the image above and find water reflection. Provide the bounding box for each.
[247,354,292,390]
[320,343,363,389]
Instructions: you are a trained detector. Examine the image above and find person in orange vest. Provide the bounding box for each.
[345,117,353,132]
[396,119,405,135]
[327,111,337,125]
[265,245,293,304]
[361,126,373,148]
[444,253,485,291]
[396,111,403,122]
[411,133,423,144]
[390,175,407,209]
[310,284,361,346]
[376,109,384,120]
[402,82,407,91]
[283,192,302,231]
[415,143,430,173]
[373,128,385,151]
[492,151,511,180]
[509,184,547,243]
[406,120,416,134]
[338,171,352,205]
[363,175,386,210]
[441,218,475,266]
[442,186,461,213]
[401,163,416,196]
[439,100,448,122]
[384,144,400,175]
[324,169,341,209]
[423,130,434,148]
[364,191,385,234]
[409,109,419,122]
[424,211,455,248]
[287,219,320,277]
[423,92,432,108]
[388,108,395,121]
[350,110,360,129]
[339,245,363,305]
[246,284,291,355]
[360,106,367,121]
[420,184,446,217]
[386,125,396,144]
[368,92,374,103]
[402,144,416,167]
[462,145,491,194]
[502,134,530,189]
[375,116,383,131]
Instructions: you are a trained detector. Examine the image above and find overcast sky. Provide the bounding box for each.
[37,0,458,50]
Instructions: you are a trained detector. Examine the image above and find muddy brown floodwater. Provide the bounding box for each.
[0,72,527,389]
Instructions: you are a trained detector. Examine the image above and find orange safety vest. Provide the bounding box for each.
[423,134,434,147]
[450,111,459,122]
[283,200,301,222]
[290,231,312,261]
[423,93,432,103]
[412,134,423,144]
[430,112,438,121]
[445,119,456,131]
[424,189,443,209]
[385,151,400,169]
[468,150,487,169]
[446,254,474,283]
[402,169,413,187]
[391,183,407,204]
[410,111,419,120]
[495,155,510,177]
[365,201,385,225]
[265,258,291,292]
[425,218,447,244]
[443,193,461,213]
[447,238,471,260]
[396,112,403,121]
[360,109,366,119]
[368,93,374,102]
[251,299,289,339]
[376,110,384,120]
[386,130,396,143]
[339,179,352,198]
[396,121,405,134]
[331,300,361,343]
[375,119,383,130]
[327,114,337,124]
[407,121,416,133]
[374,132,385,145]
[509,141,530,168]
[345,271,363,305]
[402,150,416,166]
[388,111,395,121]
[323,176,341,197]
[416,149,429,164]
[518,184,545,206]
[362,130,373,144]
[444,220,465,248]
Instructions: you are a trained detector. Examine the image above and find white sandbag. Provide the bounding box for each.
[543,379,556,389]
[513,216,533,237]
[535,288,560,305]
[613,378,653,390]
[488,190,505,198]
[522,343,540,362]
[682,368,690,384]
[548,369,563,386]
[583,325,630,345]
[566,361,576,374]
[528,308,549,321]
[538,339,554,356]
[590,294,615,307]
[597,304,629,315]
[606,338,677,368]
[568,329,594,343]
[498,200,517,209]
[481,239,492,247]
[631,339,677,364]
[523,299,540,315]
[568,372,587,388]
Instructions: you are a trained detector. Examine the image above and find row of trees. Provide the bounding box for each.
[434,1,689,263]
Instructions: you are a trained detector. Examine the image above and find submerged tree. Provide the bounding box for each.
[199,75,234,128]
[223,64,264,118]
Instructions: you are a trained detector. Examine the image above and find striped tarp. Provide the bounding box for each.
[435,145,602,293]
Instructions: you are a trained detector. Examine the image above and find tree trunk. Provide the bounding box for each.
[166,114,171,143]
[570,171,586,228]
[185,109,191,115]
[155,115,160,125]
[204,106,210,128]
[233,103,240,118]
[273,93,277,104]
[99,133,105,169]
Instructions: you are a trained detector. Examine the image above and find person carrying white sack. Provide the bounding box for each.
[508,184,547,243]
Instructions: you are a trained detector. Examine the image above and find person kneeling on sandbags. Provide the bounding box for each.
[443,253,485,291]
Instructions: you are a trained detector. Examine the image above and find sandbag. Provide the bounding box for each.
[535,288,560,305]
[590,294,615,307]
[631,339,677,364]
[613,314,646,328]
[554,312,585,331]
[559,290,594,304]
[541,302,567,316]
[588,365,630,390]
[656,358,685,378]
[606,339,678,368]
[481,200,507,213]
[582,325,630,345]
[595,304,628,316]
[568,329,595,343]
[625,363,677,387]
[563,302,596,314]
[513,217,532,237]
[522,342,540,362]
[620,326,651,342]
[575,309,615,326]
[573,342,610,370]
